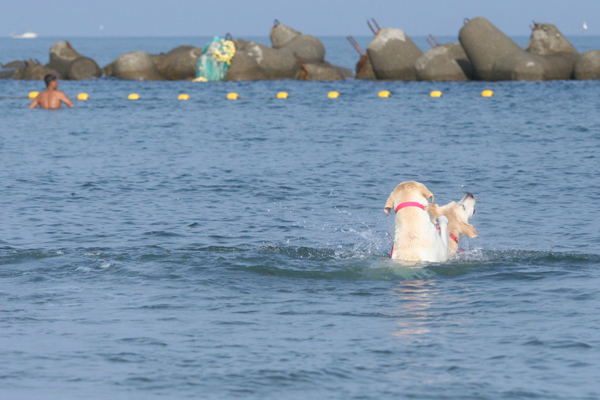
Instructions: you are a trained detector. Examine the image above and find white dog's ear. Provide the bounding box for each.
[384,194,395,216]
[428,203,442,218]
[459,221,479,238]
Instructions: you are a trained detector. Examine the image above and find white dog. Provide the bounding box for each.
[428,193,478,255]
[384,181,449,262]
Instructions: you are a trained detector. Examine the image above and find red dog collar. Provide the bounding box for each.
[436,226,459,244]
[449,233,459,244]
[395,202,425,213]
[391,203,427,258]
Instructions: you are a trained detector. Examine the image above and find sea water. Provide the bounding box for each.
[1,36,600,399]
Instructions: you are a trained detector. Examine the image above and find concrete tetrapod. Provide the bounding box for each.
[526,23,578,80]
[228,22,341,81]
[366,27,423,80]
[282,35,326,64]
[526,23,578,56]
[530,54,576,80]
[295,61,345,81]
[574,50,600,79]
[9,60,59,80]
[460,17,544,81]
[227,21,344,81]
[333,65,354,79]
[105,51,165,81]
[227,39,299,81]
[491,53,545,81]
[0,60,27,79]
[152,45,203,80]
[270,22,325,63]
[226,40,270,81]
[46,41,102,80]
[415,42,475,81]
[46,41,80,76]
[270,22,301,49]
[66,57,103,80]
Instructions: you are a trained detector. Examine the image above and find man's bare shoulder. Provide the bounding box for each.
[55,90,74,107]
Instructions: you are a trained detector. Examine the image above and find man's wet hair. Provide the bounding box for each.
[44,74,57,88]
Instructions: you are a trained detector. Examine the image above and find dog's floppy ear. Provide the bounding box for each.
[459,221,478,238]
[428,203,442,218]
[421,187,434,203]
[384,194,395,216]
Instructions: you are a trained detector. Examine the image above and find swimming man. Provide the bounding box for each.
[29,74,74,109]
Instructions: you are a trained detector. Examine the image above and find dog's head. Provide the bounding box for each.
[384,181,434,216]
[428,193,478,238]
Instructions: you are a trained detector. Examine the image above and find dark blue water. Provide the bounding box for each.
[1,36,600,400]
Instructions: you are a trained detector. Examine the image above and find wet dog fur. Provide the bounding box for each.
[428,193,478,255]
[384,181,449,262]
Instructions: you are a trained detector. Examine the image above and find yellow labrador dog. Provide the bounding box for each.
[428,193,478,255]
[384,181,449,262]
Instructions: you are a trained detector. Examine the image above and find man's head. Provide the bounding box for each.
[44,74,57,88]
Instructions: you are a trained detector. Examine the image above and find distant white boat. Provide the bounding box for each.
[10,31,37,39]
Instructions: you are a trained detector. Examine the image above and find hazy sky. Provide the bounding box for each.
[4,0,599,37]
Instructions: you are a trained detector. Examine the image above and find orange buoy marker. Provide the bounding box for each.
[327,91,340,98]
[482,90,494,97]
[276,92,289,99]
[378,90,391,98]
[178,94,190,100]
[128,93,140,100]
[430,91,442,98]
[227,92,239,100]
[77,93,89,101]
[28,91,39,99]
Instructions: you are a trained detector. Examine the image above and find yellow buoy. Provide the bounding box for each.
[430,91,442,98]
[276,92,289,99]
[327,91,340,98]
[178,94,190,100]
[77,93,89,101]
[128,93,140,100]
[28,91,39,99]
[227,92,239,100]
[482,90,494,97]
[378,90,391,98]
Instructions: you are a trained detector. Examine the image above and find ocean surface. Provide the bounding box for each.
[1,35,600,400]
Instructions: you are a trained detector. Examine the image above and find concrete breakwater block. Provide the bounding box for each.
[415,42,475,82]
[228,21,345,81]
[459,17,541,81]
[152,45,203,80]
[526,23,578,56]
[366,27,423,80]
[105,51,165,81]
[526,23,578,80]
[295,61,346,81]
[460,17,579,81]
[1,59,59,80]
[574,50,600,80]
[46,41,102,80]
[227,39,300,81]
[1,41,101,80]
